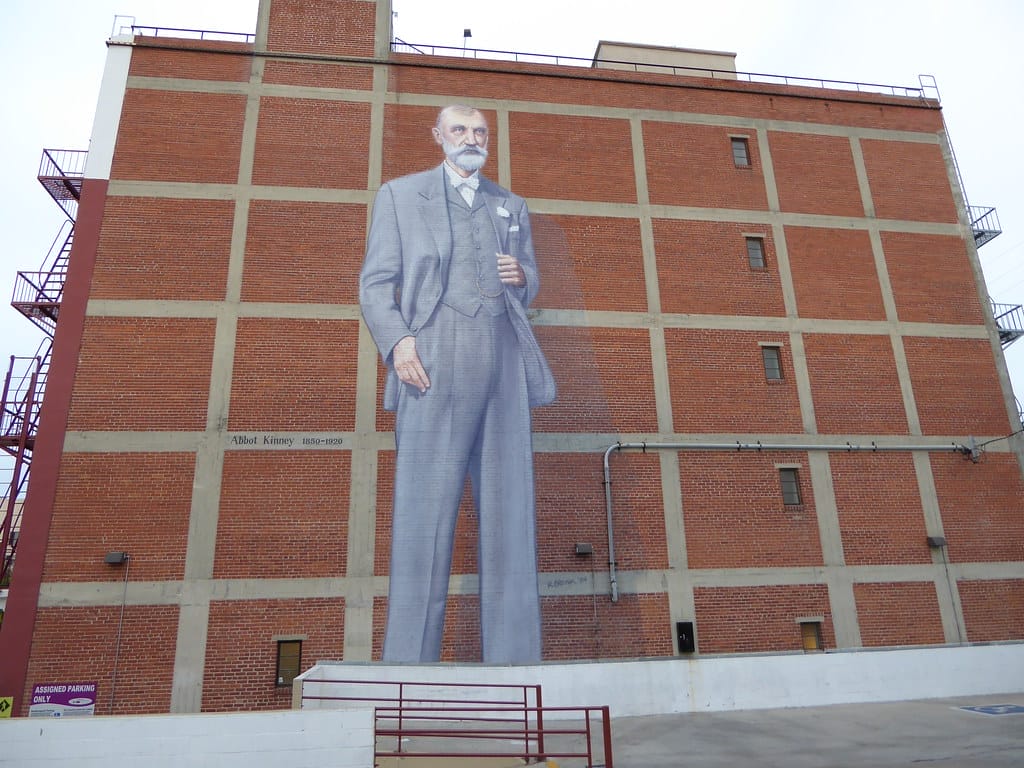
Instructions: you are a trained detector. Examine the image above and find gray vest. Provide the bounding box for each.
[441,190,506,317]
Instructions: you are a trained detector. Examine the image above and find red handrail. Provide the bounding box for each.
[300,678,612,766]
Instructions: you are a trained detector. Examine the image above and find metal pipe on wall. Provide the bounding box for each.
[601,438,976,603]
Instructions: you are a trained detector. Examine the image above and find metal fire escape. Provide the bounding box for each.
[969,204,1024,349]
[0,149,84,586]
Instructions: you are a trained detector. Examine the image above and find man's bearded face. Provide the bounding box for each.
[442,138,488,172]
[434,108,489,173]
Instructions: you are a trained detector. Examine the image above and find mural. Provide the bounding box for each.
[360,105,555,663]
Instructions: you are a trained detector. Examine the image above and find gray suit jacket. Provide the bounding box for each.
[360,164,556,411]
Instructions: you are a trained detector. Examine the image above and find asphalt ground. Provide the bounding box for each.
[608,694,1024,768]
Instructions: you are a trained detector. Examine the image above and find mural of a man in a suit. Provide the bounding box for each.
[360,104,555,663]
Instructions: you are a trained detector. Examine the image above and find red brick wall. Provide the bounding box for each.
[389,59,945,132]
[831,453,931,566]
[903,338,1011,436]
[128,39,254,81]
[664,329,803,433]
[229,318,359,431]
[770,132,863,216]
[533,327,658,434]
[26,605,178,715]
[542,593,673,660]
[643,122,768,210]
[111,90,246,183]
[694,584,834,653]
[511,113,636,203]
[92,197,233,301]
[931,453,1024,563]
[803,333,909,435]
[68,317,216,431]
[263,60,373,89]
[959,579,1024,642]
[653,219,785,317]
[854,582,944,646]
[439,595,483,662]
[216,452,350,579]
[45,453,195,582]
[883,232,984,324]
[682,451,823,569]
[536,452,668,572]
[252,98,371,188]
[265,0,377,58]
[242,201,368,303]
[203,597,344,712]
[533,215,648,312]
[786,227,885,321]
[861,139,958,223]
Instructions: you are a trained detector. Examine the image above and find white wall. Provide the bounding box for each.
[1,707,374,768]
[6,644,1023,768]
[300,643,1024,718]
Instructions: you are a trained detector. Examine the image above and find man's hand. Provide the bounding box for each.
[393,335,430,393]
[497,253,526,287]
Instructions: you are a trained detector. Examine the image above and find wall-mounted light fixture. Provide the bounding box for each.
[104,551,131,713]
[574,542,593,557]
[926,536,947,549]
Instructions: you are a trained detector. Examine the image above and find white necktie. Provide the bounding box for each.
[452,174,479,206]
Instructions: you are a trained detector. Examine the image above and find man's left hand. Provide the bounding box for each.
[497,254,525,287]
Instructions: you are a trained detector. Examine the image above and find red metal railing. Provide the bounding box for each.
[0,348,44,586]
[11,220,72,337]
[300,678,613,766]
[37,149,86,221]
[375,703,612,766]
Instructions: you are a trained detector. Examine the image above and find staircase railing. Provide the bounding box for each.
[0,347,44,585]
[992,302,1024,348]
[11,220,72,336]
[1,148,81,586]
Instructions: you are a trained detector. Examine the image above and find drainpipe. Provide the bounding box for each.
[601,438,976,603]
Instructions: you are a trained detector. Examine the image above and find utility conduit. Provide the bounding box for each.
[601,438,977,602]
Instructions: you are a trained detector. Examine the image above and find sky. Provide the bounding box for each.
[0,0,1022,436]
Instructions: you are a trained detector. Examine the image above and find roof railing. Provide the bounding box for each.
[99,23,931,101]
[110,17,255,44]
[391,39,929,99]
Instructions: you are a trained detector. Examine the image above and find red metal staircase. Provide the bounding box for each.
[0,149,83,586]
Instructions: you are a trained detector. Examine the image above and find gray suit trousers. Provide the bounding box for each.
[382,303,542,664]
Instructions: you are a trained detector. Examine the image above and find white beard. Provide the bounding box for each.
[442,138,488,173]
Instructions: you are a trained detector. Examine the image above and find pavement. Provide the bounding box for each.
[608,694,1024,768]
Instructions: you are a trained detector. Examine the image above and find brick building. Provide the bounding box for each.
[1,0,1022,716]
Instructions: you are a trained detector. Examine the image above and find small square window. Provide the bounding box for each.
[746,237,766,269]
[761,346,782,380]
[800,621,823,652]
[731,137,751,167]
[779,468,802,505]
[276,639,302,687]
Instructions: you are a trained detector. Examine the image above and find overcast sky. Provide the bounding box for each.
[1,0,1021,439]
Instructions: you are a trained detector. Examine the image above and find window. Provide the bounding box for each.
[731,136,751,167]
[746,237,766,269]
[779,468,802,505]
[276,640,302,687]
[799,621,823,652]
[761,346,782,380]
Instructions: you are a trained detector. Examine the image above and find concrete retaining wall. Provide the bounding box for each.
[2,707,374,768]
